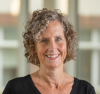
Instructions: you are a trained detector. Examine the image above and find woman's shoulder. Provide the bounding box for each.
[2,74,30,94]
[8,74,30,86]
[74,77,93,87]
[72,77,96,94]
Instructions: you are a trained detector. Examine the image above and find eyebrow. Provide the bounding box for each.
[41,35,63,39]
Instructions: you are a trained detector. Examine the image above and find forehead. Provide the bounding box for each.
[40,21,65,38]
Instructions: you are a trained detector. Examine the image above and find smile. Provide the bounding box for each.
[46,54,59,58]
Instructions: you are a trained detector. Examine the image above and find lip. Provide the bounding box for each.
[45,54,60,60]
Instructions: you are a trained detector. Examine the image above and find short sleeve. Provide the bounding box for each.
[2,81,14,94]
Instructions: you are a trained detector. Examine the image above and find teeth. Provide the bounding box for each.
[47,55,58,58]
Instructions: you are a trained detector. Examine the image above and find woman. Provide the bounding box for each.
[3,8,95,94]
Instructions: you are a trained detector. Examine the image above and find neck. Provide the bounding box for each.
[37,64,65,89]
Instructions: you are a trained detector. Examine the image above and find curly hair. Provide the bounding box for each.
[23,8,77,66]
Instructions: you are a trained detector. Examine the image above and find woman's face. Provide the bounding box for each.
[35,21,67,68]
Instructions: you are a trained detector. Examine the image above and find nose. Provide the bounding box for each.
[48,40,57,52]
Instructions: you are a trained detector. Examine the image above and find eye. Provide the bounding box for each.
[56,38,61,41]
[41,39,47,42]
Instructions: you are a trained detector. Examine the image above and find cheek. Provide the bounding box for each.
[60,44,67,61]
[59,43,67,54]
[36,45,46,58]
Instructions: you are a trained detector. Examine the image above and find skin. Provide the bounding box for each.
[30,21,74,94]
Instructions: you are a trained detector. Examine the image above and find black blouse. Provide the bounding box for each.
[2,74,96,94]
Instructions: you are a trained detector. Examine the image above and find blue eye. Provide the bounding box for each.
[41,39,47,42]
[56,38,61,41]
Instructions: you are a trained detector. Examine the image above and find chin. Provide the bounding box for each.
[45,61,63,69]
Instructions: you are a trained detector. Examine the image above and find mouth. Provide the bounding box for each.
[45,54,60,59]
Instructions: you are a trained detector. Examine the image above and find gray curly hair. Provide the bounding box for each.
[23,8,77,66]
